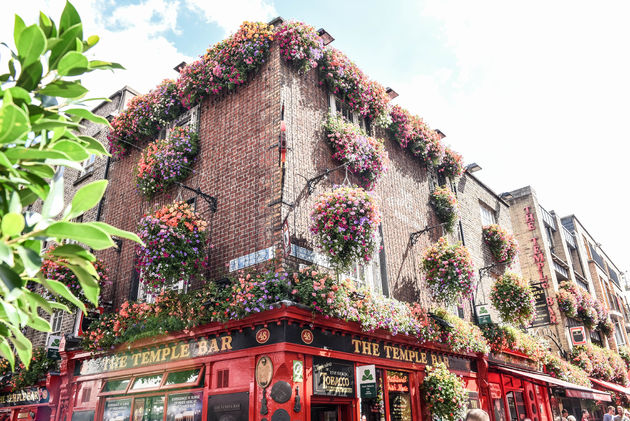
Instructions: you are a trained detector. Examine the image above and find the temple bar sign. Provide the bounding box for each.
[81,334,234,375]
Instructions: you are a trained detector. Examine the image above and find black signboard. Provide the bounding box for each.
[313,357,355,397]
[71,410,95,421]
[103,398,132,421]
[78,320,475,376]
[0,387,50,407]
[207,392,249,421]
[530,283,551,327]
[166,392,202,421]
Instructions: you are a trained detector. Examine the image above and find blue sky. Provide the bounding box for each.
[2,0,630,278]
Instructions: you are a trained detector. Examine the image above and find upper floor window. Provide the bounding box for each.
[137,278,187,304]
[329,94,367,132]
[479,202,496,226]
[340,227,384,295]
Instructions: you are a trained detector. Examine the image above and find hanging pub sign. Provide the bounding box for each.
[476,305,492,325]
[0,387,49,407]
[356,365,377,398]
[530,283,551,327]
[570,326,587,346]
[313,357,355,397]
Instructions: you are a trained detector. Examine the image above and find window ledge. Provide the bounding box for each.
[74,170,94,185]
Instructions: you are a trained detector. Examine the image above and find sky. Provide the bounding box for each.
[2,0,629,277]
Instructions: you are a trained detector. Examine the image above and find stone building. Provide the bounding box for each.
[506,186,630,355]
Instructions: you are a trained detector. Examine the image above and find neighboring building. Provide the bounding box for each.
[507,186,630,355]
[24,86,139,352]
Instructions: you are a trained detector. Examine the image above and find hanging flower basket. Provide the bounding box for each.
[323,113,388,188]
[176,21,274,109]
[310,186,381,271]
[40,246,109,310]
[490,272,536,326]
[422,237,475,306]
[275,21,324,73]
[598,316,614,337]
[556,288,578,318]
[482,224,519,265]
[388,105,445,167]
[438,147,464,179]
[430,186,458,232]
[4,348,58,390]
[107,79,183,158]
[319,48,389,120]
[422,362,468,421]
[135,126,199,197]
[136,201,209,291]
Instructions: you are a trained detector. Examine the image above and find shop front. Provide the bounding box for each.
[60,305,483,421]
[487,353,610,421]
[0,378,60,421]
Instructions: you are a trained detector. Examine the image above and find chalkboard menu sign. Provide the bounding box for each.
[71,410,94,421]
[103,398,131,421]
[313,357,355,397]
[166,392,202,421]
[387,371,412,421]
[207,392,249,421]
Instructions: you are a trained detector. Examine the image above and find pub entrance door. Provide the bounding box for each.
[311,404,353,421]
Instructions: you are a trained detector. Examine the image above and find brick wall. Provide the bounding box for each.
[98,47,282,309]
[455,173,520,323]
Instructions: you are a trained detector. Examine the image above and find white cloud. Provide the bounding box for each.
[184,0,277,34]
[0,0,191,99]
[400,0,630,271]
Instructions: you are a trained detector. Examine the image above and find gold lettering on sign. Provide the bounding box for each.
[221,336,232,351]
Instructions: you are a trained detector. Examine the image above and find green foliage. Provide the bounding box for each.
[422,362,468,421]
[0,2,138,369]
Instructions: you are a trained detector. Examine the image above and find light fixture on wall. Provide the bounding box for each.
[499,192,514,201]
[174,61,187,73]
[385,87,399,100]
[317,28,335,45]
[465,163,482,173]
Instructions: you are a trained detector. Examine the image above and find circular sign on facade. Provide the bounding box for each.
[301,329,314,344]
[256,356,274,388]
[270,381,292,404]
[256,328,270,344]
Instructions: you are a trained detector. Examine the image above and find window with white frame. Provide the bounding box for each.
[137,278,187,304]
[341,228,383,294]
[479,202,496,226]
[615,320,626,346]
[50,309,63,334]
[329,94,367,131]
[78,154,96,177]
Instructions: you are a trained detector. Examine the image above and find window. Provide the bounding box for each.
[78,154,96,178]
[479,202,496,226]
[137,278,186,303]
[341,227,383,294]
[329,94,367,131]
[615,320,626,346]
[130,375,163,391]
[102,379,130,394]
[50,310,63,333]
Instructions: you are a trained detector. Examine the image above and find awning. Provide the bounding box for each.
[589,378,630,399]
[495,366,611,402]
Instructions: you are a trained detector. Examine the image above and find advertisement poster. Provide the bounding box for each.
[166,392,202,421]
[103,398,132,421]
[313,357,355,397]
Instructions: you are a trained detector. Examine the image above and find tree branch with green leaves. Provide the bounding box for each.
[0,1,141,370]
